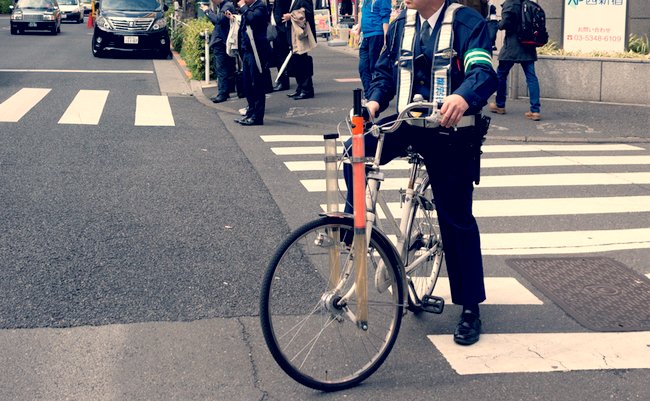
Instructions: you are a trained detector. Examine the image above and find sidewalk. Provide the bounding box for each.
[175,44,650,144]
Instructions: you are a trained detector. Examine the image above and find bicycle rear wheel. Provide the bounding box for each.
[260,216,404,391]
[403,174,443,303]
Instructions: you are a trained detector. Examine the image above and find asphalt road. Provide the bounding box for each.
[1,16,649,401]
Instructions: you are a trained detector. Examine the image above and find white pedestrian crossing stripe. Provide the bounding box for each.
[59,90,109,125]
[0,88,51,122]
[135,95,174,126]
[428,332,650,374]
[414,277,543,305]
[0,87,175,126]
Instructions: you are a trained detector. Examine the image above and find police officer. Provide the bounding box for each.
[343,0,497,345]
[229,0,272,126]
[201,0,236,103]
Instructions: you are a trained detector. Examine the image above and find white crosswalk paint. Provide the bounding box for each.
[481,228,650,255]
[58,90,109,125]
[285,155,650,171]
[0,88,51,122]
[428,332,650,374]
[412,277,543,305]
[272,143,644,156]
[324,196,650,219]
[134,95,174,126]
[301,172,650,192]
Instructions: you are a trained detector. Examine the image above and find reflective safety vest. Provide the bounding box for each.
[396,4,462,118]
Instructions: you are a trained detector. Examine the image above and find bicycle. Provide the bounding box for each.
[260,91,449,391]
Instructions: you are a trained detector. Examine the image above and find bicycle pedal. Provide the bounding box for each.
[419,295,444,314]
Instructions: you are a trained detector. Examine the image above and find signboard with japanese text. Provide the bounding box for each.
[563,0,628,53]
[314,9,332,35]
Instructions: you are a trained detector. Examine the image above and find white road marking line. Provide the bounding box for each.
[410,277,543,305]
[474,195,650,217]
[134,95,174,126]
[272,143,643,155]
[428,332,650,375]
[58,90,109,125]
[323,196,650,218]
[285,155,650,171]
[301,172,650,192]
[0,88,51,122]
[261,134,349,142]
[480,228,650,255]
[0,69,153,74]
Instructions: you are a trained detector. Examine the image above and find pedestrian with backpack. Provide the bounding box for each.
[488,0,542,121]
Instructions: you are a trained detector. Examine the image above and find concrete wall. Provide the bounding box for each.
[512,55,650,105]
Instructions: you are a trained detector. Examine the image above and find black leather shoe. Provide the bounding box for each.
[238,117,263,126]
[234,117,248,124]
[287,91,301,97]
[453,310,481,345]
[211,95,228,103]
[273,83,289,92]
[293,92,314,100]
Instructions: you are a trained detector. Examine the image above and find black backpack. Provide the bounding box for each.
[518,0,549,47]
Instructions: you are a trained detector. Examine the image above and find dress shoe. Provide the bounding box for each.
[237,117,263,126]
[453,310,481,346]
[234,117,249,124]
[524,111,541,121]
[292,92,314,100]
[211,95,228,103]
[287,90,301,97]
[273,82,289,92]
[488,102,506,114]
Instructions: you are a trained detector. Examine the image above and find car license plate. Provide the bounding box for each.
[124,36,139,44]
[28,22,37,27]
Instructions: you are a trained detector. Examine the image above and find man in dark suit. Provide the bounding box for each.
[201,0,236,103]
[271,0,291,91]
[282,0,316,99]
[229,0,272,125]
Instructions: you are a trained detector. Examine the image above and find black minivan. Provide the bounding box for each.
[91,0,170,58]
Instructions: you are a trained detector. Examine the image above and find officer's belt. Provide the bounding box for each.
[408,114,479,129]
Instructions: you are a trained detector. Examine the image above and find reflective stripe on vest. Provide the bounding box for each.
[397,3,462,116]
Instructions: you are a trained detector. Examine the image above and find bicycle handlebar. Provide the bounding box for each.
[350,97,442,135]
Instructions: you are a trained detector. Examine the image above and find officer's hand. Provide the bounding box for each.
[365,101,380,119]
[440,94,469,128]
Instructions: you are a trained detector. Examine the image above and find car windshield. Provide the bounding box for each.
[16,0,56,9]
[58,0,78,4]
[100,0,161,11]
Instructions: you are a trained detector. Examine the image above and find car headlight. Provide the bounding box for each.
[95,16,114,31]
[43,13,55,21]
[152,18,167,31]
[11,11,23,20]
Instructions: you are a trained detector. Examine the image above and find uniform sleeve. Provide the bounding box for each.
[452,11,498,113]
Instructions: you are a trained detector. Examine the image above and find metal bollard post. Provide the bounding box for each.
[204,28,210,84]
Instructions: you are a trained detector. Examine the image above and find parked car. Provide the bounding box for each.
[91,0,171,58]
[58,0,84,23]
[10,0,62,35]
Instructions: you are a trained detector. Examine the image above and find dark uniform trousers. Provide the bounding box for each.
[241,52,270,122]
[343,119,487,307]
[212,42,235,98]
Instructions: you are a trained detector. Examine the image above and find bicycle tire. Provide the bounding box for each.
[260,216,404,392]
[403,174,443,303]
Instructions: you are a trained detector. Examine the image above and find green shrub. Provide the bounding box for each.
[0,0,13,14]
[179,17,214,80]
[538,35,650,60]
[628,33,649,55]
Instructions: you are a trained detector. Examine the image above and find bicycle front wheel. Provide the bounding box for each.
[260,216,404,391]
